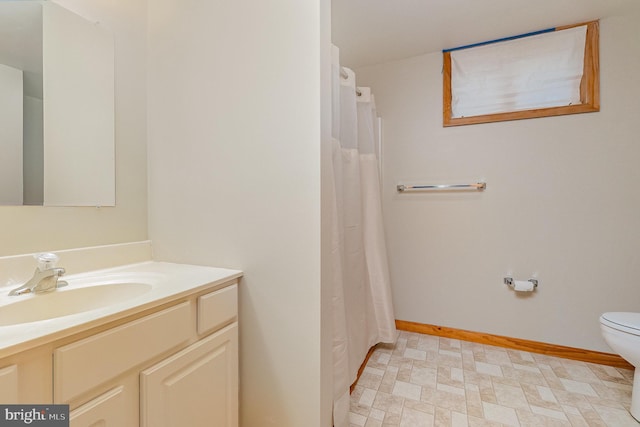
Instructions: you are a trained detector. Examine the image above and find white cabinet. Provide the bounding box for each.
[0,280,239,427]
[141,323,238,427]
[69,386,131,426]
[0,364,18,403]
[0,349,51,404]
[55,302,192,404]
[197,284,238,335]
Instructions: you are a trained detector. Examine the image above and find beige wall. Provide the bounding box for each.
[354,14,640,352]
[23,96,44,206]
[0,0,147,256]
[147,0,331,426]
[0,63,23,206]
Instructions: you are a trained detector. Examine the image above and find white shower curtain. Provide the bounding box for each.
[330,45,396,427]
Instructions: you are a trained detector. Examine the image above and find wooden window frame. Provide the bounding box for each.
[443,21,599,127]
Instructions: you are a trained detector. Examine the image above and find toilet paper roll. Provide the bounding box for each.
[513,280,534,292]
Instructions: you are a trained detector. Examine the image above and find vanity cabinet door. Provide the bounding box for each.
[0,365,18,403]
[70,385,133,427]
[140,323,238,427]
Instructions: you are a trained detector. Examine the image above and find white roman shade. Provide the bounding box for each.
[450,25,587,119]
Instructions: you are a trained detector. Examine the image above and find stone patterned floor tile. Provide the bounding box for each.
[349,331,636,426]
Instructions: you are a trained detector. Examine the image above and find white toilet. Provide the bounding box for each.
[600,312,640,421]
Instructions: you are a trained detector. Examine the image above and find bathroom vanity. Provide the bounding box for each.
[0,261,242,427]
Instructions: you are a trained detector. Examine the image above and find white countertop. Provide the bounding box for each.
[0,261,242,358]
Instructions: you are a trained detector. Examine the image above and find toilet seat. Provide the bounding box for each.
[600,312,640,336]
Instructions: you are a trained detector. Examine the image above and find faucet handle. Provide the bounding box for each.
[35,252,60,271]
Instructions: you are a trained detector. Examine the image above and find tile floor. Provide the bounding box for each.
[349,331,637,426]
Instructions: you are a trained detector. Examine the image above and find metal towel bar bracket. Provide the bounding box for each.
[397,182,486,192]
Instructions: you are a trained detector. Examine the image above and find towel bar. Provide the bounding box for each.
[397,182,486,192]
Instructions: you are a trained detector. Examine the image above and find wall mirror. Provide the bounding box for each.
[0,0,114,207]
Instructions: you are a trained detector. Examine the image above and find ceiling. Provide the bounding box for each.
[332,0,640,69]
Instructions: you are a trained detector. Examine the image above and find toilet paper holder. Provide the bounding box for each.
[504,277,538,289]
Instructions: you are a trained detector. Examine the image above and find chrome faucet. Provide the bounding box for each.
[9,267,68,296]
[8,253,68,296]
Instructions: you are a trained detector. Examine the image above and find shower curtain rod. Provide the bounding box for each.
[340,67,362,97]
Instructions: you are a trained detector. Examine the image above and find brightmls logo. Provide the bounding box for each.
[0,405,68,426]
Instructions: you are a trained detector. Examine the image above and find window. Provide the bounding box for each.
[443,21,599,126]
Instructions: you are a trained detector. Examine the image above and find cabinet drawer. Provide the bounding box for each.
[70,386,128,427]
[55,302,192,403]
[197,283,237,335]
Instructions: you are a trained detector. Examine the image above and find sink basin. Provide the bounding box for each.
[0,282,153,326]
